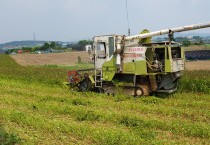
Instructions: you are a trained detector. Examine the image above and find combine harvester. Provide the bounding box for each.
[67,22,210,96]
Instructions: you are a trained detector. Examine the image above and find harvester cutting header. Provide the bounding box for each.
[67,22,210,96]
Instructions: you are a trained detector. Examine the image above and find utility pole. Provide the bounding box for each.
[126,0,130,36]
[33,32,36,41]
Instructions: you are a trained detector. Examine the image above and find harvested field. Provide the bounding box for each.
[183,45,209,51]
[10,51,90,66]
[185,60,210,70]
[10,51,210,70]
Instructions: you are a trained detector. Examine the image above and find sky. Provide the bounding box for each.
[0,0,210,43]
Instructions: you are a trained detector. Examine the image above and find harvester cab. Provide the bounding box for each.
[68,22,210,96]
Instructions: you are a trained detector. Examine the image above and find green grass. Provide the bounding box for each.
[43,63,94,70]
[0,54,210,144]
[205,44,210,48]
[0,125,21,144]
[68,62,94,70]
[179,70,210,94]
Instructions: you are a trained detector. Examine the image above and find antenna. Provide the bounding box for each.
[33,32,36,41]
[126,0,130,36]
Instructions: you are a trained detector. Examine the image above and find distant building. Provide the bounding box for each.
[17,50,22,54]
[85,44,92,52]
[62,43,67,48]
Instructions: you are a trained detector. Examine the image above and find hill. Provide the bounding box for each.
[0,40,46,48]
[0,54,209,144]
[0,40,74,49]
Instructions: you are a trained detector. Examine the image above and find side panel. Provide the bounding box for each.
[123,60,147,75]
[123,62,135,73]
[122,46,147,75]
[165,46,172,72]
[135,60,147,75]
[172,59,184,72]
[165,60,172,72]
[102,57,116,81]
[123,47,147,63]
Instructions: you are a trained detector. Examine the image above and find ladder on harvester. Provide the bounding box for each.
[95,68,103,87]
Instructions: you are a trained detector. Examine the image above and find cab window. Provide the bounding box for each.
[108,37,114,57]
[171,47,181,59]
[97,42,106,58]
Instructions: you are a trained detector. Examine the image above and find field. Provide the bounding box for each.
[183,45,209,51]
[10,51,210,71]
[205,44,210,48]
[185,60,210,70]
[0,54,210,144]
[10,51,91,66]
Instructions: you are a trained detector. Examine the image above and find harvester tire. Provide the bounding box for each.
[135,88,143,97]
[140,85,150,96]
[78,79,92,92]
[96,88,104,93]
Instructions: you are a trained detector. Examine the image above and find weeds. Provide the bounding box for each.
[0,125,21,145]
[179,70,210,94]
[76,110,102,121]
[72,98,91,106]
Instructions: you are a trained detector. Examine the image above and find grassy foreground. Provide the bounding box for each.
[0,54,210,144]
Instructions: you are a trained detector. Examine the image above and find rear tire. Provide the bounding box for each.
[95,87,104,93]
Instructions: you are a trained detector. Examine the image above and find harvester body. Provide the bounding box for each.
[68,22,210,96]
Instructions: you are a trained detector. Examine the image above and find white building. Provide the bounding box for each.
[85,44,92,52]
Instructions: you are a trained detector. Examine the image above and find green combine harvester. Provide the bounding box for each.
[67,22,210,96]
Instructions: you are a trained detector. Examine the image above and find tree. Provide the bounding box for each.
[41,42,50,50]
[182,40,191,47]
[78,40,92,45]
[199,39,204,45]
[50,41,56,48]
[192,36,202,40]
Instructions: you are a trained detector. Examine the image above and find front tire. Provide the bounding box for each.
[78,79,92,92]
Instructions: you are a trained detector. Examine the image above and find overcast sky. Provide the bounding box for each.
[0,0,210,43]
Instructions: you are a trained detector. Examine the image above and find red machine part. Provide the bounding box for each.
[67,70,81,86]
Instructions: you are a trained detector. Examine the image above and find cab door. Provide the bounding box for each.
[95,42,107,69]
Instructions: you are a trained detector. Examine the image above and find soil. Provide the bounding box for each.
[183,45,209,51]
[184,45,210,70]
[185,60,210,70]
[10,51,210,70]
[10,51,91,66]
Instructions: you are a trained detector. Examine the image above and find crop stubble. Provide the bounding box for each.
[10,51,210,70]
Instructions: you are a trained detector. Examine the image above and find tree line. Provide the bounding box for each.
[155,36,209,46]
[5,40,93,54]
